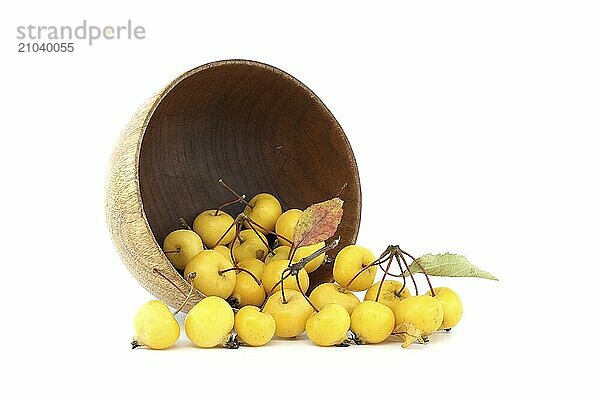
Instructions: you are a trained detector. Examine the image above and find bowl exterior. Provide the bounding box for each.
[105,90,202,312]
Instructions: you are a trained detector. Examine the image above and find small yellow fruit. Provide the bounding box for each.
[333,245,377,291]
[230,259,266,307]
[262,289,313,338]
[230,272,266,307]
[292,242,326,273]
[426,287,463,330]
[163,229,204,269]
[213,245,233,264]
[237,258,265,278]
[132,300,180,350]
[185,296,234,348]
[393,295,444,339]
[350,301,395,344]
[234,306,276,346]
[306,304,351,346]
[309,283,360,315]
[243,193,282,233]
[275,209,302,244]
[192,210,236,248]
[262,259,309,294]
[184,250,236,298]
[232,229,269,262]
[364,280,411,310]
[264,245,291,264]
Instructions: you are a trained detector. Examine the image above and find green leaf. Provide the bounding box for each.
[404,253,498,280]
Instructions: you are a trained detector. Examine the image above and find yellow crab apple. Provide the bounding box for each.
[234,306,276,347]
[333,245,377,291]
[275,208,302,244]
[184,250,236,298]
[393,295,444,340]
[192,209,236,248]
[364,280,411,310]
[162,229,204,269]
[132,300,180,350]
[426,287,463,330]
[244,193,282,233]
[350,300,395,344]
[185,296,235,348]
[306,304,351,346]
[262,289,313,338]
[213,245,233,264]
[230,272,266,307]
[292,242,326,273]
[262,259,309,294]
[237,258,265,278]
[309,283,360,315]
[264,245,291,264]
[232,229,269,262]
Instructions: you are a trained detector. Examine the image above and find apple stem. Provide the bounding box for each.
[288,238,339,273]
[246,215,292,245]
[340,266,371,292]
[227,219,244,264]
[395,252,419,296]
[178,218,191,230]
[340,248,388,292]
[281,246,300,296]
[371,246,394,267]
[374,256,394,303]
[268,268,292,296]
[401,249,435,296]
[218,179,253,208]
[278,235,293,246]
[259,295,269,311]
[373,253,403,277]
[163,248,181,254]
[152,268,188,296]
[370,249,402,277]
[297,274,319,312]
[215,195,246,216]
[279,269,290,304]
[172,272,197,315]
[244,217,275,256]
[377,267,402,277]
[219,266,261,286]
[287,245,299,268]
[395,258,408,297]
[213,220,236,248]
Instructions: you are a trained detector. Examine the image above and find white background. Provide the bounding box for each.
[2,1,598,398]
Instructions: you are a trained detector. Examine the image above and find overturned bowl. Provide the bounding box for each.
[106,60,361,312]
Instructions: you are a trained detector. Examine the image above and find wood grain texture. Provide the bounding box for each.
[106,60,361,311]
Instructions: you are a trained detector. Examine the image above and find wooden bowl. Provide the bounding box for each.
[106,60,361,312]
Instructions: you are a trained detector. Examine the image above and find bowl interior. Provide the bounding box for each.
[139,60,361,286]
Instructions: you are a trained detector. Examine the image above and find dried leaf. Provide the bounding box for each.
[405,253,498,280]
[293,198,344,247]
[393,322,424,348]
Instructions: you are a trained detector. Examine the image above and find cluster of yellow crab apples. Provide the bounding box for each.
[132,187,463,350]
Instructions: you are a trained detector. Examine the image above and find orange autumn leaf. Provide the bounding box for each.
[293,198,344,247]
